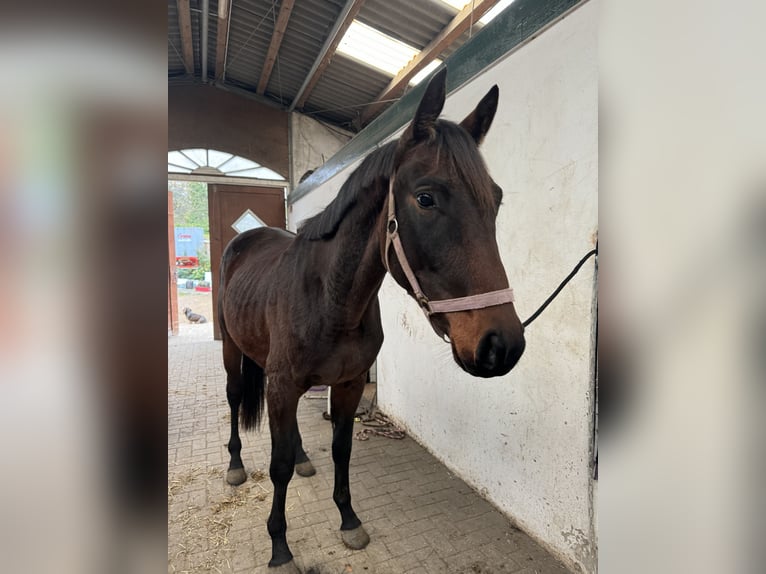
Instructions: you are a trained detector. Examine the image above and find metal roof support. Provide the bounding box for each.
[215,0,230,81]
[288,0,366,111]
[201,0,210,82]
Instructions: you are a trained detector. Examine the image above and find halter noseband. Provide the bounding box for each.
[382,175,515,318]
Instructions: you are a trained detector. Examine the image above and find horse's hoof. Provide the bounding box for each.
[226,467,247,486]
[295,460,316,477]
[268,559,301,573]
[341,525,370,550]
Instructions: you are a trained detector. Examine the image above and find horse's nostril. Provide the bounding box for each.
[477,332,505,371]
[471,330,524,377]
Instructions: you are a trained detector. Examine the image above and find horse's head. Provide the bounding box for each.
[384,69,525,378]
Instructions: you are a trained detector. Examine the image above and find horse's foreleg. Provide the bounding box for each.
[223,339,247,486]
[295,443,315,477]
[266,382,301,569]
[294,425,316,477]
[331,374,370,550]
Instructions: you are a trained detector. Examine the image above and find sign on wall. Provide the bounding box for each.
[174,226,204,268]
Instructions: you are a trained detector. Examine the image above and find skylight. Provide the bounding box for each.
[411,60,443,86]
[337,21,442,86]
[338,21,417,77]
[438,0,515,25]
[168,149,285,180]
[479,0,515,24]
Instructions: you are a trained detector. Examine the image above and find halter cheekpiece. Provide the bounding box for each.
[382,175,516,317]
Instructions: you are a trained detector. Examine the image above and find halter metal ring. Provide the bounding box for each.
[387,217,398,235]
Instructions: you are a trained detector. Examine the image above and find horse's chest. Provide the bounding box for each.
[277,323,382,385]
[321,334,379,382]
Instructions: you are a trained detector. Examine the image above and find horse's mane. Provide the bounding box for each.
[298,120,496,241]
[298,141,397,240]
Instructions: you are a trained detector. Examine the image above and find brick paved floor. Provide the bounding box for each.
[169,324,572,574]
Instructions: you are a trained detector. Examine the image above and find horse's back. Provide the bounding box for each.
[221,227,295,282]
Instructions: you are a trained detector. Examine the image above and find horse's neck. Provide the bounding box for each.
[319,186,388,327]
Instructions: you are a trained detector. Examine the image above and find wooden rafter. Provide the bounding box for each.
[177,0,195,75]
[290,0,366,110]
[360,0,499,125]
[257,0,296,95]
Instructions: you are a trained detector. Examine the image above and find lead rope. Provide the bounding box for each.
[521,246,598,328]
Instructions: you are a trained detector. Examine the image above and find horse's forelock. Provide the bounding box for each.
[435,121,496,216]
[298,121,496,241]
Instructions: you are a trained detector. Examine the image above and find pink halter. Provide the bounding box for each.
[383,176,515,316]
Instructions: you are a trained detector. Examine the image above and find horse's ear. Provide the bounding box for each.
[400,68,447,146]
[460,84,499,145]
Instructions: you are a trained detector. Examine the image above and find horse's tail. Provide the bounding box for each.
[240,355,265,431]
[219,235,266,431]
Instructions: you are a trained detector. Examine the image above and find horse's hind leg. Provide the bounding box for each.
[223,337,247,486]
[331,374,370,550]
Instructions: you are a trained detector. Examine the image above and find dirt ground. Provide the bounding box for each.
[178,289,214,325]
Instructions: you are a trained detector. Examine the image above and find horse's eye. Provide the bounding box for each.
[416,193,435,208]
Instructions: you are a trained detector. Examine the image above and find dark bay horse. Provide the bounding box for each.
[218,69,525,572]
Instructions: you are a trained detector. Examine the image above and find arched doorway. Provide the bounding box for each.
[168,149,287,339]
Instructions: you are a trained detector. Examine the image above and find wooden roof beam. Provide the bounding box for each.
[288,0,366,111]
[360,0,499,125]
[177,0,195,75]
[257,0,296,95]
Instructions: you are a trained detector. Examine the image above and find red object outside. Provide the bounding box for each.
[176,256,199,268]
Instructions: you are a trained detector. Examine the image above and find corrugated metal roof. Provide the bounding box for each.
[358,0,455,49]
[207,0,220,81]
[168,0,501,131]
[224,0,276,89]
[308,54,391,129]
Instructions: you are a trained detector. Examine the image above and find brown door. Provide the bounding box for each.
[208,184,287,340]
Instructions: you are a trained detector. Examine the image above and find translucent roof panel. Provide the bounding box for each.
[480,0,515,24]
[437,0,516,24]
[337,20,419,77]
[167,149,285,180]
[411,60,443,86]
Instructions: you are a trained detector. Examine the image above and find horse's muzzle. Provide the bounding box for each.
[460,329,525,378]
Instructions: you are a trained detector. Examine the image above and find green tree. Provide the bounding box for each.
[172,181,209,235]
[177,249,210,281]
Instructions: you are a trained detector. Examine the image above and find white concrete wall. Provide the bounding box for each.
[290,112,352,189]
[289,3,597,572]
